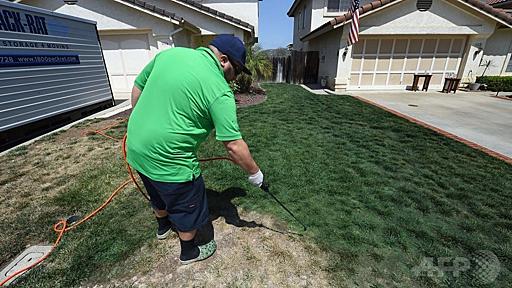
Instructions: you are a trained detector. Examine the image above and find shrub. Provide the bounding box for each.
[235,44,272,93]
[476,76,512,96]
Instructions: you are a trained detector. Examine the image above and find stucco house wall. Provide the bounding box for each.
[360,0,497,35]
[198,0,260,37]
[140,0,249,41]
[308,28,342,89]
[21,0,191,52]
[478,28,512,77]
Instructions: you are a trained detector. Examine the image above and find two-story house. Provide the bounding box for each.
[288,0,512,92]
[13,0,260,99]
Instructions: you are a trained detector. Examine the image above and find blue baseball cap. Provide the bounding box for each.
[210,34,252,75]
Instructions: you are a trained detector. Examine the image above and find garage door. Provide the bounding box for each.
[350,37,466,90]
[100,34,151,99]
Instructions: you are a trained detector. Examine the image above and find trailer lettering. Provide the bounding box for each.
[0,9,47,35]
[0,10,9,31]
[36,16,48,35]
[11,10,25,32]
[0,10,25,33]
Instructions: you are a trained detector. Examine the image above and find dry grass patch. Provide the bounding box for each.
[86,210,329,288]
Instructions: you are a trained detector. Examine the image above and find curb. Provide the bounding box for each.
[349,94,512,165]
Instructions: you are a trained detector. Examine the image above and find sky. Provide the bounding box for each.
[259,0,295,49]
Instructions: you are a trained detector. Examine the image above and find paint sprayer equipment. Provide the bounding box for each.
[0,119,306,286]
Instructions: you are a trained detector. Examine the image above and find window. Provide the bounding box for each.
[298,11,302,31]
[327,0,351,13]
[302,6,306,29]
[327,0,373,13]
[507,57,512,72]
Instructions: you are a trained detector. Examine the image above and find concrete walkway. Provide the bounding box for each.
[331,90,512,159]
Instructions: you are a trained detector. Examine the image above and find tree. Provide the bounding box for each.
[236,44,273,93]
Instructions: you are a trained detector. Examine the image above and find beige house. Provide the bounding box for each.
[288,0,512,91]
[15,0,260,99]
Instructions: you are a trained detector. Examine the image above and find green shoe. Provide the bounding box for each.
[180,239,217,265]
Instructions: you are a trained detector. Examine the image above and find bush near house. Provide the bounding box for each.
[476,76,512,96]
[236,44,272,93]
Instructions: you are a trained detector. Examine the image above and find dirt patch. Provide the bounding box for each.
[84,210,329,288]
[236,93,267,108]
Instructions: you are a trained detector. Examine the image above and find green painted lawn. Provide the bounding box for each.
[200,84,512,287]
[2,83,511,287]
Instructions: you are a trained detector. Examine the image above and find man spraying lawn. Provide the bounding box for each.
[125,35,264,265]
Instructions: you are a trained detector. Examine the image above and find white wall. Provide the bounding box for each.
[335,25,352,91]
[22,0,165,33]
[197,0,259,37]
[144,0,249,42]
[479,28,512,76]
[309,28,342,89]
[310,0,328,31]
[360,0,497,35]
[20,0,197,49]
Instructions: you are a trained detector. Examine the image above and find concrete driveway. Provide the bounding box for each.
[345,91,512,159]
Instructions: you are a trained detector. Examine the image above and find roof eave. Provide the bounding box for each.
[461,0,512,28]
[287,0,302,17]
[115,0,202,34]
[173,0,255,33]
[300,22,333,42]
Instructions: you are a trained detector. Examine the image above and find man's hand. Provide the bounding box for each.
[248,170,264,187]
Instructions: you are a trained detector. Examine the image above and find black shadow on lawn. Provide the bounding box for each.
[194,187,303,245]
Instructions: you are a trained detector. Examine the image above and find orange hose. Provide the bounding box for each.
[0,179,132,287]
[1,118,234,286]
[82,119,127,141]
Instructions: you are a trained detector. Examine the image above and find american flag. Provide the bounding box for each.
[348,0,361,46]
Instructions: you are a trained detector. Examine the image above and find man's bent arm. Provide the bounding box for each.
[131,85,142,108]
[223,139,259,175]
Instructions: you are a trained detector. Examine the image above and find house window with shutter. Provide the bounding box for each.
[417,0,433,11]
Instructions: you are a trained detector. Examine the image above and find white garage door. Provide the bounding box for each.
[350,37,466,90]
[100,34,151,99]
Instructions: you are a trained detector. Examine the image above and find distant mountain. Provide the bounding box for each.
[261,48,291,58]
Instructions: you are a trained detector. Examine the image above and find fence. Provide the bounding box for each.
[269,51,319,85]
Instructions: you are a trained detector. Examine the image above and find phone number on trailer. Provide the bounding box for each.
[0,55,80,67]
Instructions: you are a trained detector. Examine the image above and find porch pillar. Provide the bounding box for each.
[334,25,352,92]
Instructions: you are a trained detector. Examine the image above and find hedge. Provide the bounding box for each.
[476,76,512,95]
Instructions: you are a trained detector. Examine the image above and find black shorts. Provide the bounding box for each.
[137,172,209,232]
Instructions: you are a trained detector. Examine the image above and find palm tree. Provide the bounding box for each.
[237,44,272,93]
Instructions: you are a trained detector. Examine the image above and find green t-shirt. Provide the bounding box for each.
[126,47,242,182]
